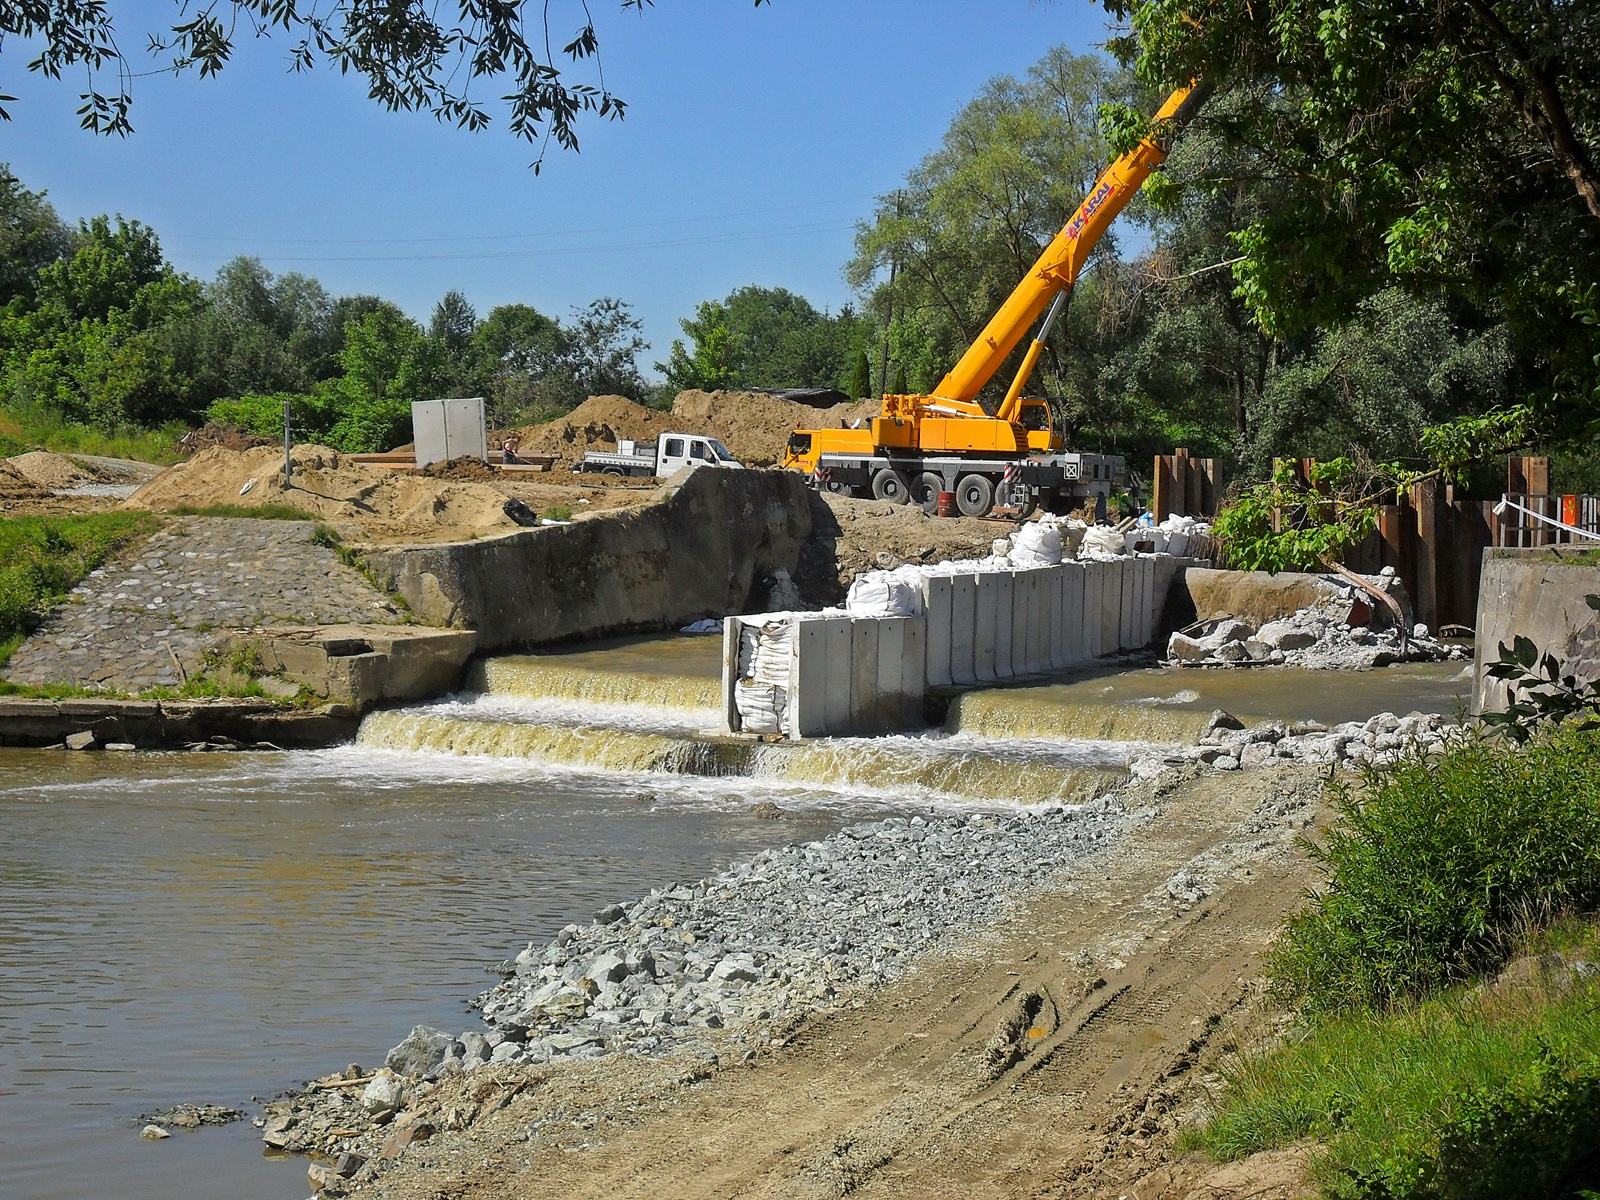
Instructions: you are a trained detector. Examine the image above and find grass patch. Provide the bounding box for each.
[543,504,574,522]
[163,503,318,520]
[1187,945,1600,1198]
[0,512,164,665]
[1271,726,1600,1014]
[0,406,185,465]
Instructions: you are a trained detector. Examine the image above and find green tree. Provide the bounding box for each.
[659,285,868,392]
[848,347,870,400]
[848,47,1143,403]
[321,304,447,452]
[0,163,72,307]
[1101,0,1600,437]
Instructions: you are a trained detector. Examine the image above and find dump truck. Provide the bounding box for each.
[574,432,744,478]
[783,82,1211,518]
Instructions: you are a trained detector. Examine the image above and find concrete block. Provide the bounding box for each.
[1020,569,1048,674]
[850,618,881,733]
[1140,556,1159,646]
[1117,558,1137,651]
[1046,565,1066,671]
[900,618,927,727]
[993,571,1015,679]
[1060,563,1086,666]
[973,573,999,683]
[823,618,853,733]
[949,574,977,686]
[921,575,953,688]
[1079,562,1100,658]
[789,618,828,738]
[1009,570,1032,676]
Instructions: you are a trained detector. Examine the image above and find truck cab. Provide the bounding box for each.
[656,433,742,475]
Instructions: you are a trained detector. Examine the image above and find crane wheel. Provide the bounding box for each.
[955,473,995,517]
[912,471,945,514]
[871,468,912,505]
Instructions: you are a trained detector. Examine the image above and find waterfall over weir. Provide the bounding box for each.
[354,636,1152,807]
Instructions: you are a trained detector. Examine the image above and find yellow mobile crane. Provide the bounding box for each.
[783,82,1211,517]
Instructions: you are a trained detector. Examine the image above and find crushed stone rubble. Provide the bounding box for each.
[1135,708,1460,777]
[472,798,1138,1062]
[259,703,1453,1192]
[1166,589,1469,672]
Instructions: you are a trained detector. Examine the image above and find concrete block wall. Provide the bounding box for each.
[724,556,1199,738]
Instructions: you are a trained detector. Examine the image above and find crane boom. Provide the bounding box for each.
[933,82,1212,412]
[780,80,1209,520]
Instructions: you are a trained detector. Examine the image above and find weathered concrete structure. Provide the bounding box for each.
[366,468,812,652]
[723,556,1201,738]
[1472,546,1600,713]
[225,624,477,707]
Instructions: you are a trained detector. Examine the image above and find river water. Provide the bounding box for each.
[0,634,1472,1200]
[0,746,855,1200]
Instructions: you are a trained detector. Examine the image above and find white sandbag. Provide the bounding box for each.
[845,571,923,617]
[735,681,786,734]
[1078,525,1127,560]
[1010,520,1063,566]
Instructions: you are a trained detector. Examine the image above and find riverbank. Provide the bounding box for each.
[271,763,1332,1200]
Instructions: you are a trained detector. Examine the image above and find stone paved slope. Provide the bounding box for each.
[4,518,406,692]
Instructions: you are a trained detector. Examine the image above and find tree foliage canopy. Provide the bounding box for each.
[1100,0,1600,438]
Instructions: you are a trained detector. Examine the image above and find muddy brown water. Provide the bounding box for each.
[0,635,1472,1200]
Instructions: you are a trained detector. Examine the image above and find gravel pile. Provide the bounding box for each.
[1143,709,1459,775]
[1167,602,1468,671]
[376,799,1138,1079]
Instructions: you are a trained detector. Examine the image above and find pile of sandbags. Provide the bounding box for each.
[735,619,794,734]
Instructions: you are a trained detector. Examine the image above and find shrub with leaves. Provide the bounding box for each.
[1270,725,1600,1014]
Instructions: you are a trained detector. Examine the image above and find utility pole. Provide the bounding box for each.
[283,395,293,488]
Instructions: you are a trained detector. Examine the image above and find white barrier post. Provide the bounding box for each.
[1061,562,1086,665]
[974,573,1000,683]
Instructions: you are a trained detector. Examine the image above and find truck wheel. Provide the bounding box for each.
[871,468,912,504]
[955,473,995,517]
[601,466,623,477]
[912,471,944,513]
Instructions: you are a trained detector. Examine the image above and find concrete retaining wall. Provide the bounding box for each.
[365,467,812,653]
[1472,546,1600,713]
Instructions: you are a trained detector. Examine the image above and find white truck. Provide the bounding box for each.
[574,432,744,478]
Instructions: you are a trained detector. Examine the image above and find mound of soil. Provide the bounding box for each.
[6,450,94,489]
[126,443,660,542]
[514,396,677,467]
[415,456,499,483]
[670,390,879,467]
[0,458,52,502]
[179,422,274,457]
[794,491,1017,605]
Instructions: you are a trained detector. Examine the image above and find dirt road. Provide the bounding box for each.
[349,768,1323,1200]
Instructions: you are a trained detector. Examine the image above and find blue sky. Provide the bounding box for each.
[2,1,1122,374]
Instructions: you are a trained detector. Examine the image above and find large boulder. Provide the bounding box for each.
[384,1025,458,1078]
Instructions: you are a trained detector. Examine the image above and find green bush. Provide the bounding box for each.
[1271,727,1600,1013]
